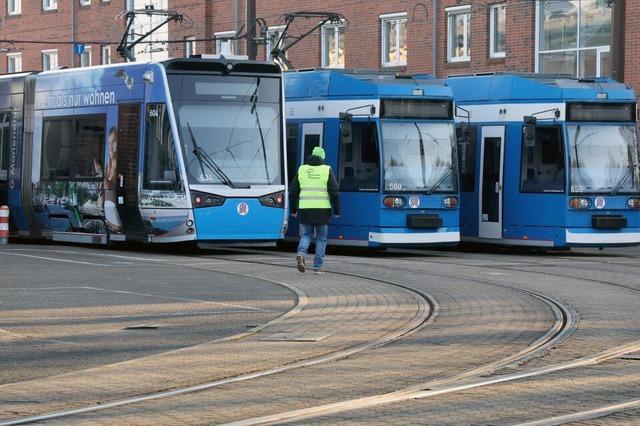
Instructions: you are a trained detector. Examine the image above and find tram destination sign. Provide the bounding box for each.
[567,102,636,122]
[380,98,453,120]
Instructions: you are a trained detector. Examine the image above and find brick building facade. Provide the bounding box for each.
[0,1,637,96]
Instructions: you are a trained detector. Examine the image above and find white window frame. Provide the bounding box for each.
[534,1,612,78]
[7,53,22,73]
[489,3,506,58]
[321,23,345,68]
[266,25,287,60]
[185,36,196,57]
[447,5,471,63]
[79,0,91,6]
[101,45,111,65]
[42,0,57,11]
[8,0,21,15]
[80,46,92,67]
[42,49,58,71]
[380,12,407,68]
[215,31,236,55]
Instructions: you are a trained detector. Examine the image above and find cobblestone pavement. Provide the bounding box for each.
[0,245,426,421]
[2,244,640,425]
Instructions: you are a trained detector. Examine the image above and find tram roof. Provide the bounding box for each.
[284,69,453,100]
[446,73,636,103]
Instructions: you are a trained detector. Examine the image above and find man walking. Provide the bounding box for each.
[289,146,340,274]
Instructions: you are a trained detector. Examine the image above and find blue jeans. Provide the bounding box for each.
[297,223,328,269]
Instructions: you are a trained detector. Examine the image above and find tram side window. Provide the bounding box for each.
[286,123,298,184]
[520,125,565,193]
[0,113,11,179]
[41,115,105,181]
[144,104,181,191]
[456,124,477,192]
[338,121,380,192]
[74,117,106,179]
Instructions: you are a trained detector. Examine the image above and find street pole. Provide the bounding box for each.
[611,0,625,82]
[246,0,257,60]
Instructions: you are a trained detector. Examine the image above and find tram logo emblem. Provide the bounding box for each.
[594,197,606,209]
[237,202,250,216]
[408,196,420,209]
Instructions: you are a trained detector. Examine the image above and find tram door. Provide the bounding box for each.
[116,103,147,241]
[478,126,505,239]
[300,122,324,164]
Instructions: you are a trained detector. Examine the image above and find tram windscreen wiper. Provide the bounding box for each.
[414,123,427,188]
[186,122,237,188]
[250,78,271,182]
[610,166,636,196]
[425,167,454,195]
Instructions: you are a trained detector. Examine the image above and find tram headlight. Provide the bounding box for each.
[192,191,225,208]
[259,191,285,208]
[627,198,640,209]
[443,196,458,209]
[569,197,591,209]
[383,196,406,208]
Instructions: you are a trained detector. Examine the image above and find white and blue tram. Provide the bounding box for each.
[447,73,640,248]
[1,57,287,245]
[284,69,460,247]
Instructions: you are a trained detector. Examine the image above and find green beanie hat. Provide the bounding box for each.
[312,146,326,160]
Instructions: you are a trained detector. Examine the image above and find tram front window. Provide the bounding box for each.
[169,74,283,187]
[567,124,640,194]
[381,121,457,193]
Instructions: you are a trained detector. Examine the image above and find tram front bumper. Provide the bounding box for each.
[193,199,285,242]
[565,228,640,246]
[368,228,460,246]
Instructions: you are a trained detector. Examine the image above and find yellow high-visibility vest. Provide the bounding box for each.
[298,164,331,209]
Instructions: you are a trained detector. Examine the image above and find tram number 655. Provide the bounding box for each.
[387,183,404,191]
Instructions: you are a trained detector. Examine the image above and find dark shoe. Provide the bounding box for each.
[296,255,306,273]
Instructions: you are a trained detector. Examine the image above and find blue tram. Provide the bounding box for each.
[284,69,460,247]
[447,73,640,248]
[1,57,287,245]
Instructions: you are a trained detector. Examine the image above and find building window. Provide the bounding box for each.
[185,36,196,57]
[42,0,57,11]
[266,26,287,61]
[80,0,90,5]
[8,0,21,15]
[215,31,236,55]
[447,6,471,62]
[520,125,564,193]
[381,13,407,67]
[80,46,92,67]
[321,23,345,68]
[536,0,612,78]
[101,45,111,65]
[490,3,506,58]
[7,53,22,73]
[42,50,58,71]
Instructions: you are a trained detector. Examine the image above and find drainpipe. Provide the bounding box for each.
[71,0,77,68]
[432,0,438,78]
[234,0,240,53]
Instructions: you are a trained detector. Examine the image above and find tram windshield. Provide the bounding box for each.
[567,124,640,194]
[169,74,283,187]
[380,121,457,193]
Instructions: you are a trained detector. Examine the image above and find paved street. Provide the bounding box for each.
[1,243,640,425]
